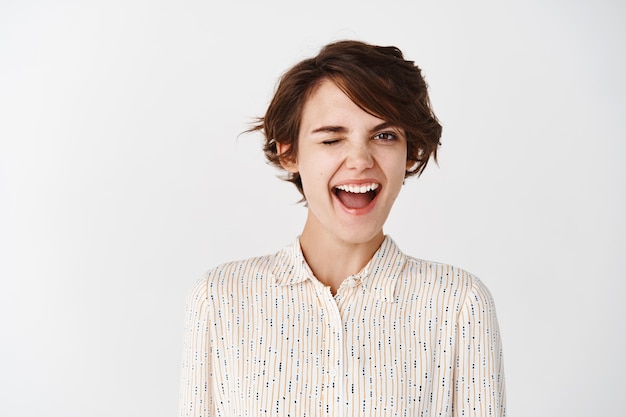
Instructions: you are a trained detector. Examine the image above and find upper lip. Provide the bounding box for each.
[332,178,381,187]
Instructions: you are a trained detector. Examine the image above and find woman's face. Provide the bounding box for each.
[279,79,411,246]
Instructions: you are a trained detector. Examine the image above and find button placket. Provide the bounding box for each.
[312,280,344,415]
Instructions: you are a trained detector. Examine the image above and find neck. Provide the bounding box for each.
[298,213,385,295]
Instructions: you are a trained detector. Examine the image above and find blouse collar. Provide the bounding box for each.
[271,235,407,303]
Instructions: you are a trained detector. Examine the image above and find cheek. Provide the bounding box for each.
[299,153,337,179]
[387,152,409,176]
[296,160,324,190]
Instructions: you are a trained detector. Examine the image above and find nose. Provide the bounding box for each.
[345,142,374,171]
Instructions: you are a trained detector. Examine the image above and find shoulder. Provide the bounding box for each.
[399,253,494,309]
[402,254,476,289]
[205,253,276,284]
[189,246,289,299]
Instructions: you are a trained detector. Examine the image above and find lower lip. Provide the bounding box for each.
[332,189,380,216]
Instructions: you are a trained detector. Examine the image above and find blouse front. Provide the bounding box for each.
[179,236,506,416]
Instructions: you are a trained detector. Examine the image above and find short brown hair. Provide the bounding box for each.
[251,40,442,196]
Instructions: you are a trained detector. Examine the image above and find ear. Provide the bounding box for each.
[276,142,298,173]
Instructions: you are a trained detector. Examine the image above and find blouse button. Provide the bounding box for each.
[345,277,359,288]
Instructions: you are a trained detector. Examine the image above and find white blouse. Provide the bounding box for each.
[179,236,506,416]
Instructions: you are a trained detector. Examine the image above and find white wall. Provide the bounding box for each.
[1,1,624,416]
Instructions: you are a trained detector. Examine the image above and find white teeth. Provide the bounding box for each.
[335,183,380,193]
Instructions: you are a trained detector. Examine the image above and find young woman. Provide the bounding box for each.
[179,40,506,417]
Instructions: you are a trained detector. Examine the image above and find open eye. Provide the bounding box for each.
[373,132,398,142]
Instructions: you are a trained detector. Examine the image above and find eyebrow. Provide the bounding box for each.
[309,122,396,135]
[310,125,348,134]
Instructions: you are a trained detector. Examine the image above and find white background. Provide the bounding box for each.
[1,1,624,416]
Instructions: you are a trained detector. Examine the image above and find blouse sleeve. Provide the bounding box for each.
[179,276,213,417]
[454,277,506,416]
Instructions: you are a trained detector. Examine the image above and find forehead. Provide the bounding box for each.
[299,79,387,132]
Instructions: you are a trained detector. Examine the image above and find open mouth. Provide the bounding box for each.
[333,183,380,210]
